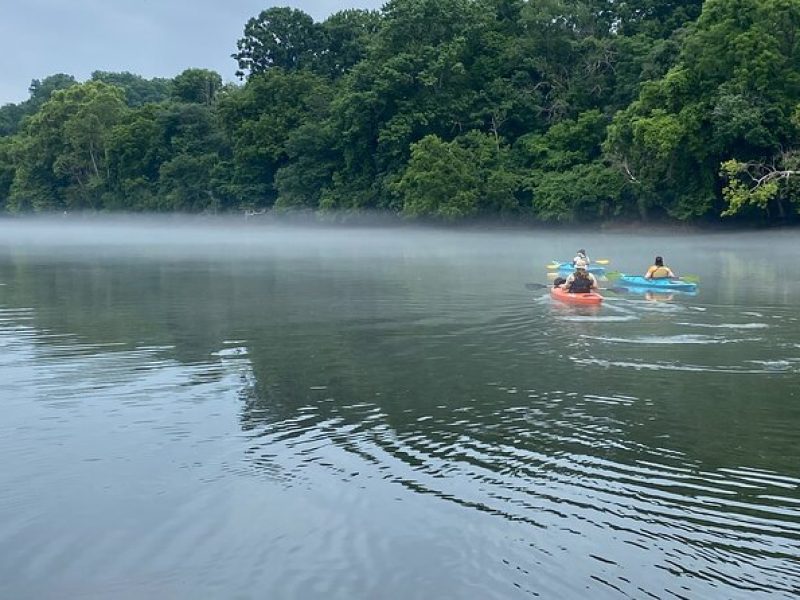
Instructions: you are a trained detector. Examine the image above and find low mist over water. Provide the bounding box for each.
[1,218,798,599]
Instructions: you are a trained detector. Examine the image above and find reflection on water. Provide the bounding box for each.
[0,222,799,599]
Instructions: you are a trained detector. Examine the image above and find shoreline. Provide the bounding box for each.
[0,209,795,234]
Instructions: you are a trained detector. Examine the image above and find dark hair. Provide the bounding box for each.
[578,249,586,254]
[553,277,566,287]
[575,270,589,280]
[654,256,664,266]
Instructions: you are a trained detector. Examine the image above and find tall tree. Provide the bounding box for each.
[171,69,223,105]
[216,69,333,208]
[233,7,324,78]
[9,81,128,211]
[317,9,382,77]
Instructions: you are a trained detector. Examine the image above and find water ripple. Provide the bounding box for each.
[233,388,800,597]
[3,240,800,599]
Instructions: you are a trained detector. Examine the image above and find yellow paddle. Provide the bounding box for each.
[547,258,611,268]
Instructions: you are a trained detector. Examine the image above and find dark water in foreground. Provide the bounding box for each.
[0,222,798,599]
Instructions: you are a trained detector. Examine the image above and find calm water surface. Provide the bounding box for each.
[0,221,798,599]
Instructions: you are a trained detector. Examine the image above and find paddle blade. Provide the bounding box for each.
[681,274,700,283]
[594,259,610,265]
[525,283,550,290]
[604,271,623,280]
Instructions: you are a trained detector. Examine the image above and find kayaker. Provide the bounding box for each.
[561,260,598,293]
[572,248,590,265]
[644,256,676,280]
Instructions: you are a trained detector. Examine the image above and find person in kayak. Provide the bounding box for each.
[644,256,676,279]
[572,248,590,265]
[561,260,598,293]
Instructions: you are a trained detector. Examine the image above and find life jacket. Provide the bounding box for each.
[568,275,593,293]
[649,266,671,279]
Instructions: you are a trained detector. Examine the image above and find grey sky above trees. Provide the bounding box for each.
[0,0,383,105]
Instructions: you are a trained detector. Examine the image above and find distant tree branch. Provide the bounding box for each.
[719,152,800,216]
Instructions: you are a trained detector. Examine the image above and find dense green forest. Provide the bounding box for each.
[1,0,799,223]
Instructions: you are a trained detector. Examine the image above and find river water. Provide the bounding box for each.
[0,220,798,599]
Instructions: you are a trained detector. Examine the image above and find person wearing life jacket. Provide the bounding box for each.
[644,256,676,279]
[561,260,598,293]
[572,248,590,266]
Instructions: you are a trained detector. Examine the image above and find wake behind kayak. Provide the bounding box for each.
[550,286,604,305]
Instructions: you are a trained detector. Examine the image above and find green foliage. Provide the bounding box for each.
[27,74,79,110]
[171,69,223,105]
[515,110,607,170]
[216,69,333,208]
[0,137,14,209]
[375,0,478,57]
[110,101,231,212]
[9,81,128,211]
[720,156,800,218]
[614,0,703,38]
[233,7,324,78]
[1,0,798,223]
[394,135,481,219]
[0,103,25,137]
[719,160,779,216]
[91,71,172,106]
[513,110,631,221]
[318,9,382,77]
[394,132,520,220]
[274,122,338,209]
[106,104,169,191]
[605,0,800,219]
[158,153,221,212]
[0,74,77,137]
[531,162,628,221]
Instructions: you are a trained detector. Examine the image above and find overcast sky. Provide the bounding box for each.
[0,0,384,105]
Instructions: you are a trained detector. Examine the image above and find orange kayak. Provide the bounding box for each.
[550,286,604,305]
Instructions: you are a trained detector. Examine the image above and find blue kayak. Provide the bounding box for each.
[617,285,697,297]
[617,275,697,292]
[554,262,606,275]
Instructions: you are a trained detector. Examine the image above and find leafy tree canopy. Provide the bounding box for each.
[2,0,799,223]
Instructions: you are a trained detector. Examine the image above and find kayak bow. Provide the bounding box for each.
[550,286,604,305]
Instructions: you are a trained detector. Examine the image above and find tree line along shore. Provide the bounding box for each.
[1,0,799,225]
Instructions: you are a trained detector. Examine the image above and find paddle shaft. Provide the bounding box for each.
[548,258,611,268]
[526,283,625,293]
